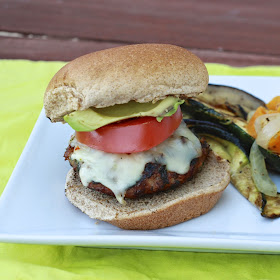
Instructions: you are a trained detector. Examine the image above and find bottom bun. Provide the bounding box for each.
[65,152,230,230]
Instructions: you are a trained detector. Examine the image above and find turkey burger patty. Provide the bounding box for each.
[64,122,210,202]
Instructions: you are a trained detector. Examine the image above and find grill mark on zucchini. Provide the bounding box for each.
[262,194,280,218]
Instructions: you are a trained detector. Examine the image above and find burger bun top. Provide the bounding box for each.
[44,44,208,122]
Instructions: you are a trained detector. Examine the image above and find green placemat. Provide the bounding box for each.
[1,59,280,279]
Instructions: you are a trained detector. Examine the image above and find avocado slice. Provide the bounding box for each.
[64,97,184,131]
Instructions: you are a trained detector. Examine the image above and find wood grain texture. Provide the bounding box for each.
[1,37,280,66]
[1,0,280,56]
[0,37,124,61]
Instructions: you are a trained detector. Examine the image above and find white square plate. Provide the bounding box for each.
[1,76,280,253]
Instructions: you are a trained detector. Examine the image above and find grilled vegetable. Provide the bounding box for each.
[267,96,280,111]
[259,147,280,173]
[207,135,280,218]
[185,119,247,155]
[247,108,280,154]
[199,84,266,119]
[182,98,255,154]
[182,95,280,172]
[185,117,280,218]
[183,84,280,218]
[204,135,264,210]
[185,119,264,210]
[262,194,280,218]
[247,106,267,138]
[249,141,278,197]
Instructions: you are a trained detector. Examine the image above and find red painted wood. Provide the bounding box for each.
[0,37,124,61]
[1,37,280,66]
[0,0,280,56]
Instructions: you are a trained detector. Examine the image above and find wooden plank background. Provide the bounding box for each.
[1,0,280,65]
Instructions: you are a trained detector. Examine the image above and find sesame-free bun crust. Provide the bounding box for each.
[44,44,208,122]
[65,152,230,230]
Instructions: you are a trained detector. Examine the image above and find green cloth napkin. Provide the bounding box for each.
[1,59,280,280]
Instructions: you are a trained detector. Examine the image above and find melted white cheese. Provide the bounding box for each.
[70,122,202,204]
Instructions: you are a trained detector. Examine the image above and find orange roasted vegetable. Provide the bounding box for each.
[247,106,268,138]
[247,96,280,154]
[267,96,280,111]
[268,131,280,154]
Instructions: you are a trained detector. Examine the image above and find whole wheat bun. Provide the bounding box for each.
[44,44,208,122]
[65,152,230,230]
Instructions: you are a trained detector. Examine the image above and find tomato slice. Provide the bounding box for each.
[76,107,183,153]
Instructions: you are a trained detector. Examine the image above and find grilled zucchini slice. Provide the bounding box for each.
[182,92,280,172]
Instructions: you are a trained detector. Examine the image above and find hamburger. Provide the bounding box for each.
[44,44,230,230]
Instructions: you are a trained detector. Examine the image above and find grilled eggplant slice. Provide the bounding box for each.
[199,84,266,119]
